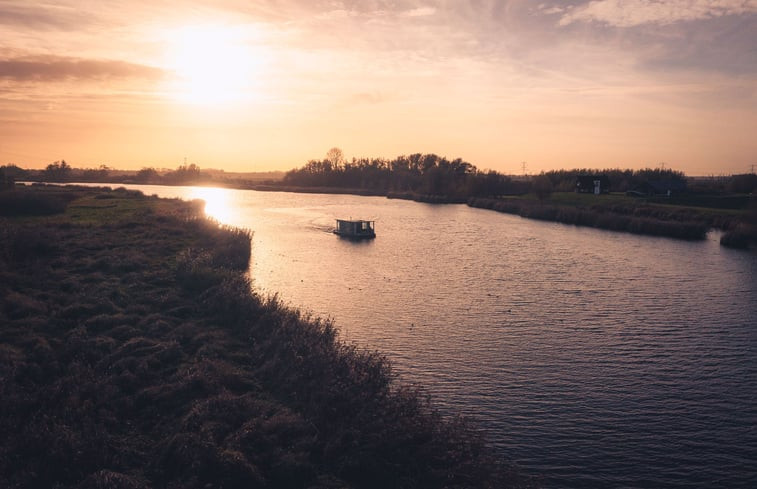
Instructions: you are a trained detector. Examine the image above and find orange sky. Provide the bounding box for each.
[1,1,756,175]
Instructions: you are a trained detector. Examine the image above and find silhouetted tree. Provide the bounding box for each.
[1,167,14,189]
[44,160,71,182]
[284,152,483,198]
[325,147,345,170]
[728,173,757,194]
[0,165,26,189]
[532,173,554,201]
[165,163,203,184]
[469,170,511,197]
[76,164,110,182]
[135,167,160,184]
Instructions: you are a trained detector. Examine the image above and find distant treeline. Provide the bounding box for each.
[283,149,520,200]
[0,161,213,185]
[281,149,757,198]
[0,162,282,187]
[539,168,685,193]
[3,155,756,197]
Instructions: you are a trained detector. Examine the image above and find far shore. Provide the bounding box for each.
[19,178,755,247]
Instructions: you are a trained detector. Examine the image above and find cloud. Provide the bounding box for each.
[0,55,164,82]
[316,8,359,21]
[558,0,757,27]
[539,5,566,15]
[0,2,88,30]
[401,6,436,17]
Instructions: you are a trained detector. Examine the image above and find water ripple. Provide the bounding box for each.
[119,186,757,489]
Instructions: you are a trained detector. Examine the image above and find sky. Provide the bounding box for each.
[1,0,756,175]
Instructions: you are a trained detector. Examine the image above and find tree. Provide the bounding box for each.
[532,173,554,201]
[0,164,27,187]
[136,167,160,184]
[0,166,14,189]
[470,170,511,197]
[44,160,71,182]
[728,174,757,194]
[325,147,344,170]
[165,163,202,183]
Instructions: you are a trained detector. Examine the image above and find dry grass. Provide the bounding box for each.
[468,196,710,240]
[1,185,533,489]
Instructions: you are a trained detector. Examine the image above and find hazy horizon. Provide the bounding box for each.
[2,1,756,175]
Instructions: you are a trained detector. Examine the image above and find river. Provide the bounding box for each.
[98,184,757,488]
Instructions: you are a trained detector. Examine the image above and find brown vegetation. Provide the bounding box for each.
[468,197,710,240]
[0,185,532,488]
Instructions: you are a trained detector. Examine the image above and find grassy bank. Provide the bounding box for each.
[255,184,746,243]
[0,185,532,489]
[467,194,726,241]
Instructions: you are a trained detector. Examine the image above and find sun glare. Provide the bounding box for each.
[164,25,263,106]
[189,187,237,223]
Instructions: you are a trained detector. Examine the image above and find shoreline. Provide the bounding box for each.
[250,185,753,246]
[0,184,534,488]
[22,179,753,246]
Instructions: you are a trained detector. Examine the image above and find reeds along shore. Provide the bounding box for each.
[467,197,711,240]
[0,185,533,489]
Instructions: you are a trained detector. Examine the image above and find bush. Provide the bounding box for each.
[175,248,229,293]
[1,225,60,262]
[720,221,756,249]
[0,190,68,216]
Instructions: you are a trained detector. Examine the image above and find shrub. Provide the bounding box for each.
[0,187,76,216]
[175,248,229,293]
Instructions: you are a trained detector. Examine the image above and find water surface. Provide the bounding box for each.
[106,185,757,488]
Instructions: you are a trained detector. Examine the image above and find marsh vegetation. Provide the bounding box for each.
[0,185,531,488]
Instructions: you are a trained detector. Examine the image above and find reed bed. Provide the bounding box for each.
[1,185,532,489]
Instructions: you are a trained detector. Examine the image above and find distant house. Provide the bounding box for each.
[575,175,610,194]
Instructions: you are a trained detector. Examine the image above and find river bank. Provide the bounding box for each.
[13,172,754,245]
[0,185,533,488]
[242,181,751,244]
[257,183,752,245]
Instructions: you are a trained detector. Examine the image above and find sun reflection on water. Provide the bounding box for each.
[187,187,237,224]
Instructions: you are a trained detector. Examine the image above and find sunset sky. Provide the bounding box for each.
[1,0,756,175]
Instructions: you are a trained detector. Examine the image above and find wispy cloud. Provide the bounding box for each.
[401,6,436,17]
[0,55,164,82]
[0,1,89,29]
[557,0,757,27]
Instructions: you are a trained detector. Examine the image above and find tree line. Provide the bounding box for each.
[282,148,525,199]
[282,148,734,198]
[2,153,755,197]
[0,162,213,186]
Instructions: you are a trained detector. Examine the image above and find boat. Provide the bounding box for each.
[334,219,376,239]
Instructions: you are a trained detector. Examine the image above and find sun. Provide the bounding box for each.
[164,25,263,106]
